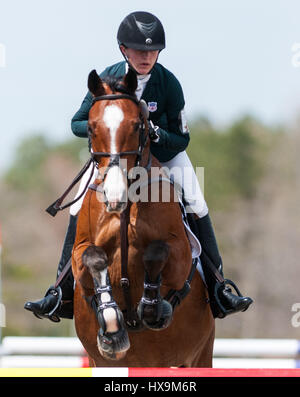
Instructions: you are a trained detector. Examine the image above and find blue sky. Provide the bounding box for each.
[1,0,300,172]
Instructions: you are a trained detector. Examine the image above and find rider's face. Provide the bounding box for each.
[120,46,159,74]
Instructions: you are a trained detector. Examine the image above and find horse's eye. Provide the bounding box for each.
[88,125,95,136]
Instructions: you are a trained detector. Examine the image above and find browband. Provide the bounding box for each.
[92,94,140,106]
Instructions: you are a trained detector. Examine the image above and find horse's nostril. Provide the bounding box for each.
[110,201,119,210]
[106,201,127,213]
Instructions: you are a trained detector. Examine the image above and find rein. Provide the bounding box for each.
[47,91,149,328]
[87,92,150,329]
[46,158,95,217]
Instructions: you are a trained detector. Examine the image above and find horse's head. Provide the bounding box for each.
[87,69,149,213]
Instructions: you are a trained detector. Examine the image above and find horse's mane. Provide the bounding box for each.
[102,75,136,97]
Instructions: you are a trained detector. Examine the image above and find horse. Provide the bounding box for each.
[71,68,215,367]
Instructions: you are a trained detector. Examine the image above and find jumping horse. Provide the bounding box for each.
[71,68,215,367]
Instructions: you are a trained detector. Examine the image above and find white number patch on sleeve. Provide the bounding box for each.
[179,108,189,134]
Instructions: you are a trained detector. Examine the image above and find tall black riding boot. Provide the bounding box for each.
[24,215,77,322]
[190,213,253,319]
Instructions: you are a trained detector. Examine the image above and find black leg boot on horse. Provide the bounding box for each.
[24,215,77,322]
[82,245,130,361]
[188,213,253,319]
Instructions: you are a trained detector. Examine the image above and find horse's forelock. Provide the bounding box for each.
[102,76,137,97]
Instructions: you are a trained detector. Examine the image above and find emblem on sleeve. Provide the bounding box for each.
[148,102,158,112]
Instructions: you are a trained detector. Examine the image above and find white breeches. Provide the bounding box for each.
[69,151,208,218]
[160,151,208,218]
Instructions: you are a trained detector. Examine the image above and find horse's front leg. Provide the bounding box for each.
[82,246,130,360]
[137,240,173,330]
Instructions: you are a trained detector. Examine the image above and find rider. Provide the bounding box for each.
[25,11,252,321]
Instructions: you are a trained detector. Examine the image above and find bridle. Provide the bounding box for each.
[46,92,150,217]
[88,93,150,173]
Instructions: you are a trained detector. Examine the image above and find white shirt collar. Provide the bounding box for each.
[125,62,151,100]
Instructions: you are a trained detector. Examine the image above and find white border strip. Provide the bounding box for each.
[92,367,129,377]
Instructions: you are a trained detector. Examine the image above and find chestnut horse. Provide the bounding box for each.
[72,69,215,367]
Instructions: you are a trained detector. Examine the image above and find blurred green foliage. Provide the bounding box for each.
[4,135,87,192]
[4,135,50,191]
[187,115,274,210]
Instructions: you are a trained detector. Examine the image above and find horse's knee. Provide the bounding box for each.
[144,240,169,263]
[143,240,170,280]
[82,245,108,277]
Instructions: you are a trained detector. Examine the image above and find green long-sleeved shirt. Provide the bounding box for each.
[71,61,190,163]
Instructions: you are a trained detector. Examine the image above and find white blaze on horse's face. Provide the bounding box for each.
[103,104,124,154]
[102,104,128,213]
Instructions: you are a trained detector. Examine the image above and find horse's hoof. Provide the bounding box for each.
[138,299,173,331]
[97,327,130,360]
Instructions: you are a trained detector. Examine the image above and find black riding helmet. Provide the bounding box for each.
[117,11,166,52]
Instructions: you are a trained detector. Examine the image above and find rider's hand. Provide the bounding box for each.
[148,120,160,143]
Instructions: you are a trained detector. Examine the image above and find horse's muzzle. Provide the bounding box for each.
[102,165,128,213]
[105,198,128,213]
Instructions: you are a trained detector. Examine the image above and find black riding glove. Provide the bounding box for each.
[148,120,160,143]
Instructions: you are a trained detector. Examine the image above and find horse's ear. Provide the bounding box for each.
[123,68,137,94]
[88,69,105,97]
[139,99,149,120]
